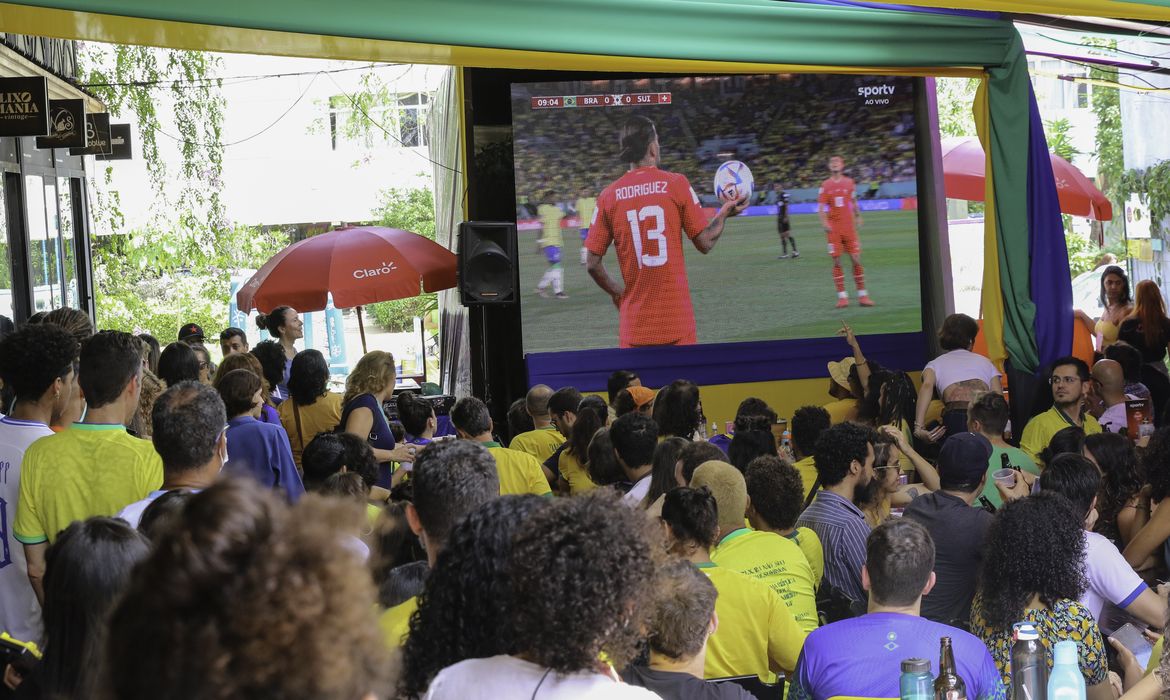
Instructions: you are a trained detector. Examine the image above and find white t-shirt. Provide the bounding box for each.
[624,474,653,506]
[925,349,1000,395]
[116,489,169,529]
[1081,530,1147,623]
[0,417,53,644]
[424,655,661,699]
[1098,401,1130,434]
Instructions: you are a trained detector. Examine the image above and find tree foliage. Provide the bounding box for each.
[1044,118,1081,163]
[364,186,438,332]
[935,77,979,139]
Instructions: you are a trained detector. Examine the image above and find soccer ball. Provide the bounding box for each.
[714,160,754,203]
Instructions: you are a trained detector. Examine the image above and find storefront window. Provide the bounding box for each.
[25,174,63,312]
[0,182,13,322]
[57,177,78,308]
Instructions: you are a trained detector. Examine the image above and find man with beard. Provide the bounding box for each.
[796,422,877,605]
[1019,356,1101,467]
[902,432,995,626]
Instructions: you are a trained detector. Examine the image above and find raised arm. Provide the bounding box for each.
[838,322,871,389]
[1123,502,1170,569]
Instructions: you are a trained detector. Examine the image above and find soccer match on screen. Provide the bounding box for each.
[511,74,922,354]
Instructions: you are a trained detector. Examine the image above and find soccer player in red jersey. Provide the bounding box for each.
[818,155,873,308]
[585,116,743,348]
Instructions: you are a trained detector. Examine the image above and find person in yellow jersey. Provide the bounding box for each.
[534,191,569,299]
[745,456,825,587]
[549,388,603,495]
[15,331,163,602]
[1020,356,1102,466]
[790,405,832,500]
[692,460,819,634]
[508,384,564,466]
[378,440,500,647]
[823,357,861,425]
[662,486,807,682]
[575,188,597,266]
[451,397,551,497]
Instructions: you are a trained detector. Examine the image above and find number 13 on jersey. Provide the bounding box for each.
[625,205,668,269]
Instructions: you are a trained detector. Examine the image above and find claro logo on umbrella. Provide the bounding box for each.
[353,261,399,280]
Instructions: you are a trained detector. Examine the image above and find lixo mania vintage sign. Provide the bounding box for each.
[0,77,49,137]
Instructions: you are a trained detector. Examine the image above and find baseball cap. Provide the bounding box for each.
[627,385,656,409]
[178,323,205,342]
[826,357,857,391]
[937,432,993,489]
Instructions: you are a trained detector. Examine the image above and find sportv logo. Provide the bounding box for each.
[857,85,896,98]
[353,261,398,279]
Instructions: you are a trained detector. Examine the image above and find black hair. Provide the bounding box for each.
[250,340,288,393]
[734,397,778,428]
[727,429,778,474]
[814,422,875,488]
[612,388,641,418]
[255,306,294,339]
[509,490,658,673]
[745,455,804,530]
[644,436,689,507]
[938,313,980,351]
[399,495,548,697]
[411,440,500,547]
[607,370,640,404]
[568,395,608,459]
[0,323,76,401]
[216,368,262,417]
[653,379,702,440]
[137,334,161,375]
[586,428,625,487]
[1039,426,1086,466]
[662,486,719,550]
[1040,453,1102,519]
[369,502,426,594]
[396,393,435,438]
[678,441,727,484]
[78,331,142,409]
[157,341,201,388]
[152,382,227,473]
[1145,427,1170,503]
[451,396,492,437]
[1050,356,1090,382]
[1099,265,1132,308]
[380,560,429,610]
[137,489,195,542]
[1085,432,1144,544]
[506,397,534,440]
[618,115,657,164]
[968,392,1010,435]
[548,386,583,417]
[645,558,717,660]
[41,517,150,699]
[287,349,329,406]
[977,491,1087,630]
[301,432,379,491]
[877,370,916,428]
[1104,342,1143,384]
[791,405,831,459]
[610,412,659,470]
[219,327,247,343]
[866,518,935,607]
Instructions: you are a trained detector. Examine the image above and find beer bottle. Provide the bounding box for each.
[934,637,968,700]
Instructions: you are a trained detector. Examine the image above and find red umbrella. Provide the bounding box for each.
[941,137,1113,221]
[236,226,457,352]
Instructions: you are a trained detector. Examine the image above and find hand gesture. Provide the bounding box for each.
[837,321,859,349]
[878,424,909,451]
[913,425,946,444]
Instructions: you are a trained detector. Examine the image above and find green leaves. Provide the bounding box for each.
[365,186,436,331]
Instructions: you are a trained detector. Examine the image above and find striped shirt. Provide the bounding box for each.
[796,490,870,603]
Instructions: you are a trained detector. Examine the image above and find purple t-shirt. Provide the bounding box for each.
[789,612,1006,700]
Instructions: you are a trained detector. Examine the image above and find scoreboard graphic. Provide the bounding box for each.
[531,92,673,109]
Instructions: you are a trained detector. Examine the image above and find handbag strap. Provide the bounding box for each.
[292,400,306,453]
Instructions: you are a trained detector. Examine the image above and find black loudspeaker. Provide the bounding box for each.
[458,221,518,305]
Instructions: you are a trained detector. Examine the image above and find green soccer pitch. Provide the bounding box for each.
[519,209,923,354]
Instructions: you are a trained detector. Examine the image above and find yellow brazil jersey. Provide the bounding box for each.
[575,197,597,229]
[793,455,819,500]
[822,399,857,425]
[558,449,597,494]
[509,426,564,464]
[379,594,419,648]
[785,527,824,588]
[712,529,819,634]
[14,423,164,545]
[697,562,807,682]
[537,204,564,249]
[1019,407,1102,466]
[485,442,552,497]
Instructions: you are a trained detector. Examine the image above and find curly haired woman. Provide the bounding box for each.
[98,479,390,700]
[422,489,662,699]
[1084,431,1145,548]
[971,492,1111,700]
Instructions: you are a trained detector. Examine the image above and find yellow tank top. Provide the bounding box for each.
[1095,319,1120,347]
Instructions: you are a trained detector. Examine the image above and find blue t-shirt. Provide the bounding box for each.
[789,612,1006,700]
[222,416,305,502]
[340,393,397,487]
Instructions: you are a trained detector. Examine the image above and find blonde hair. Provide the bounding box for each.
[344,351,396,405]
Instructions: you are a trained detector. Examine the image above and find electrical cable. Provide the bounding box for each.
[78,62,404,90]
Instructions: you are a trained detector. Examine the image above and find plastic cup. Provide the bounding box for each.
[993,468,1017,488]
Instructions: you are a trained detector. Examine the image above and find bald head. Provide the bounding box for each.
[690,460,748,537]
[525,384,554,419]
[1092,359,1126,404]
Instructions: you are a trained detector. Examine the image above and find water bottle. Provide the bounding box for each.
[1047,641,1085,700]
[781,429,794,460]
[900,658,933,700]
[1011,622,1047,700]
